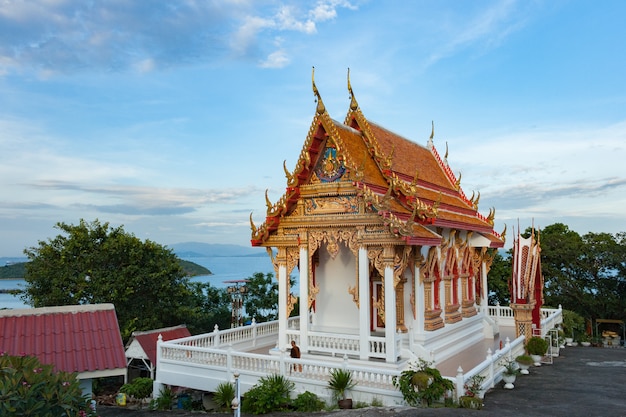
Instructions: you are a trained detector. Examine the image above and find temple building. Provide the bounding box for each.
[250,70,506,364]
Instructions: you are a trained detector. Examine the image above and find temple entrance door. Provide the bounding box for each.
[372,281,385,332]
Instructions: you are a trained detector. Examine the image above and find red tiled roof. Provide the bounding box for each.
[0,304,126,375]
[126,325,191,364]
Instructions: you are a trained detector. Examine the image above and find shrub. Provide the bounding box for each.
[241,374,294,414]
[370,397,384,407]
[392,358,455,407]
[526,336,549,356]
[292,391,325,412]
[149,386,175,410]
[119,377,153,400]
[0,353,94,417]
[213,381,235,411]
[327,368,356,401]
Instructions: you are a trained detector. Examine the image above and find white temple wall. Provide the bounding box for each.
[311,243,359,334]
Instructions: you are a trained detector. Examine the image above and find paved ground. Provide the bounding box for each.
[99,346,626,417]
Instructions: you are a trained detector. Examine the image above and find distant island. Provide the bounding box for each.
[0,258,211,280]
[0,243,267,279]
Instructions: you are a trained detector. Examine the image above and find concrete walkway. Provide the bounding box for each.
[99,345,626,417]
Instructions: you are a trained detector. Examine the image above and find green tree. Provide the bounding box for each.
[244,272,279,322]
[487,249,511,305]
[21,219,228,339]
[243,272,298,323]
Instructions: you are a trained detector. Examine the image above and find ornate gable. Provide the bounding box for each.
[250,70,504,249]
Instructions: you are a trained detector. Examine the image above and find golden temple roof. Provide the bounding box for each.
[250,70,504,248]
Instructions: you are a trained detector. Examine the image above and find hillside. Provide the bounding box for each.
[0,262,26,279]
[0,259,210,279]
[169,242,266,257]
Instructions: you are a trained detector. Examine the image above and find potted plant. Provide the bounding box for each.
[459,374,485,409]
[526,336,548,366]
[392,358,455,407]
[328,368,356,409]
[579,333,591,347]
[500,358,519,389]
[515,354,533,375]
[562,309,585,345]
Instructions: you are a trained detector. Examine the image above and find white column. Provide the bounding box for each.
[384,264,397,363]
[358,247,370,360]
[415,263,425,333]
[481,260,489,311]
[278,263,288,350]
[299,246,309,352]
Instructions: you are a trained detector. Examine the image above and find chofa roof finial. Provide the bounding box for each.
[312,66,325,114]
[348,67,358,111]
[427,120,435,149]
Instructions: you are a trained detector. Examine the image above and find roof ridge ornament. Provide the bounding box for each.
[312,66,326,114]
[427,120,435,149]
[348,67,358,111]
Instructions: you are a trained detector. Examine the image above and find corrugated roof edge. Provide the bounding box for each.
[0,303,115,317]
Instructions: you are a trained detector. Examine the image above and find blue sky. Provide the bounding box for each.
[1,0,625,256]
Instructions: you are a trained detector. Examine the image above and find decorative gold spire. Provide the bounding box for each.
[283,160,297,187]
[455,171,462,190]
[265,189,272,211]
[249,213,257,234]
[348,67,358,111]
[487,207,496,225]
[312,66,325,114]
[427,121,435,149]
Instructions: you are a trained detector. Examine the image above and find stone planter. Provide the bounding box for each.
[530,354,542,366]
[502,373,516,389]
[517,362,531,375]
[337,398,353,409]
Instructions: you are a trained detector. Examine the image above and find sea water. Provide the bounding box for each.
[0,256,279,310]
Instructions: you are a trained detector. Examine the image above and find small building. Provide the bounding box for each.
[0,304,127,397]
[125,324,191,382]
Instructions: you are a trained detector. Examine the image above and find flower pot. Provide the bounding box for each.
[565,337,574,346]
[581,341,591,347]
[517,362,530,375]
[530,354,542,366]
[338,398,353,409]
[502,373,516,389]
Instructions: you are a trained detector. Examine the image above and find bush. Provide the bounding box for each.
[526,336,549,355]
[327,368,356,401]
[213,381,235,411]
[241,374,294,414]
[292,391,325,412]
[0,353,94,417]
[149,386,175,411]
[119,377,153,400]
[392,358,455,407]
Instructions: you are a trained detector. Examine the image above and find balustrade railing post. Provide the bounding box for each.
[505,337,512,361]
[487,348,494,388]
[455,367,464,402]
[252,318,257,347]
[496,302,501,324]
[227,346,233,379]
[280,348,287,376]
[342,354,349,370]
[214,324,220,348]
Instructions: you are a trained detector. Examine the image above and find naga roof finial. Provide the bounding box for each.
[348,67,358,111]
[427,120,435,149]
[312,66,325,114]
